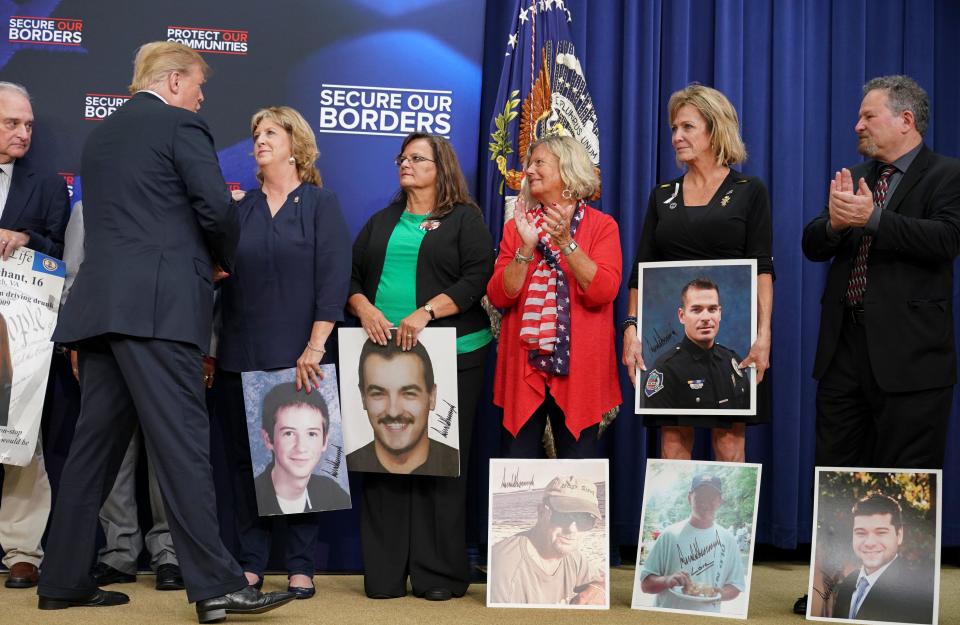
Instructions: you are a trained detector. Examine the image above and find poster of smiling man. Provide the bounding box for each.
[487,458,609,610]
[634,259,756,416]
[0,249,64,466]
[806,468,941,625]
[338,327,459,477]
[632,459,761,619]
[241,366,351,516]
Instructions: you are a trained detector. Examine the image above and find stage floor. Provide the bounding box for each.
[4,563,958,624]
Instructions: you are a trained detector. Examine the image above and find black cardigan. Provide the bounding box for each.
[350,201,494,367]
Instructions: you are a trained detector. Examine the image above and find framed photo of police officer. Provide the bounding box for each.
[487,458,609,610]
[634,259,757,416]
[241,367,352,517]
[806,467,941,625]
[338,327,460,477]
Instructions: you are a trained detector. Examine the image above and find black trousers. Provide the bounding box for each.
[360,350,487,597]
[212,371,319,577]
[38,336,246,603]
[501,389,600,459]
[815,315,951,469]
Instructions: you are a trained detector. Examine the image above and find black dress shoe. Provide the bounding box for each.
[286,584,316,600]
[423,588,453,601]
[794,594,808,615]
[195,586,295,624]
[92,562,136,585]
[38,589,130,610]
[155,564,185,591]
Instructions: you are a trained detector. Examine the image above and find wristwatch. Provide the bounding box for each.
[561,240,579,256]
[423,303,436,320]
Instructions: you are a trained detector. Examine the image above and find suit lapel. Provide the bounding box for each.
[885,146,931,215]
[1,162,36,229]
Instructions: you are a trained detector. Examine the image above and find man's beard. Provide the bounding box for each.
[858,134,878,158]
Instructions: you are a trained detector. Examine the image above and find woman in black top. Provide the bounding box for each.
[347,133,493,601]
[623,84,774,462]
[213,106,351,599]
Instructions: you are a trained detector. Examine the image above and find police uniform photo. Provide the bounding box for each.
[641,336,749,410]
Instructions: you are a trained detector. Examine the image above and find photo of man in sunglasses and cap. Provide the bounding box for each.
[638,471,746,612]
[488,475,606,607]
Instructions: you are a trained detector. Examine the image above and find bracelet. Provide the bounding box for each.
[514,247,535,263]
[306,341,325,353]
[621,316,638,333]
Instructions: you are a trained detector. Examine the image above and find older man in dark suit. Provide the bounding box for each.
[0,81,69,590]
[36,42,293,622]
[803,75,960,471]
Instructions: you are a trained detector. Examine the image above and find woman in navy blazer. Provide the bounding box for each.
[212,106,351,599]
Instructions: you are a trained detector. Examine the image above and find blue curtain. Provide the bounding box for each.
[477,0,960,550]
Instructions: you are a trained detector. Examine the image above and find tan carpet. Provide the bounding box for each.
[3,563,957,625]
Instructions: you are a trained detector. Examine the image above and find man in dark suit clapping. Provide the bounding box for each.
[803,75,960,471]
[36,42,293,623]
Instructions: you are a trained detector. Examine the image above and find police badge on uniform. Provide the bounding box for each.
[731,358,743,377]
[645,369,664,397]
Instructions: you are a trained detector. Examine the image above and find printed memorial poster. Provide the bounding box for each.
[0,249,65,466]
[339,327,459,477]
[807,467,941,625]
[635,259,757,416]
[632,459,761,619]
[241,366,351,516]
[487,458,609,609]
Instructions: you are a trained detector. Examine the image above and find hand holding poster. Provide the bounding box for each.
[0,248,64,466]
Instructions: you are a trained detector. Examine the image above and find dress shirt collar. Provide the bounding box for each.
[857,553,898,589]
[884,142,922,175]
[136,90,169,105]
[0,161,13,177]
[680,335,718,361]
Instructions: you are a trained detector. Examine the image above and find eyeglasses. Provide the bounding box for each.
[545,503,597,530]
[394,154,435,167]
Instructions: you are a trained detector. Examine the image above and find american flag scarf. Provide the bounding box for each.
[519,202,585,376]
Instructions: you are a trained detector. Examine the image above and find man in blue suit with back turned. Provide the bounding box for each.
[36,42,293,623]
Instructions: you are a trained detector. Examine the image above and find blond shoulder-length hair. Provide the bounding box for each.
[128,41,210,94]
[519,134,600,206]
[668,83,747,167]
[250,106,322,186]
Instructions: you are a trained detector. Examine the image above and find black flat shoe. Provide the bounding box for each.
[794,594,808,615]
[155,564,184,591]
[92,562,136,585]
[195,586,295,624]
[286,584,316,599]
[38,589,130,610]
[423,588,453,601]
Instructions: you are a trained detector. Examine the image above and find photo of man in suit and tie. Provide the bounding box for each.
[832,493,935,624]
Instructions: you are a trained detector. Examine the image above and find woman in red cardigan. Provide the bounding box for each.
[487,134,622,457]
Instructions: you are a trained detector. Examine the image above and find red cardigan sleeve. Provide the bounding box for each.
[487,219,536,309]
[574,211,622,308]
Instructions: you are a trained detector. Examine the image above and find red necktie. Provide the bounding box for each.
[845,164,896,305]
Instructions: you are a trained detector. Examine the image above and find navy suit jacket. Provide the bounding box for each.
[802,145,960,392]
[0,155,69,258]
[53,92,239,351]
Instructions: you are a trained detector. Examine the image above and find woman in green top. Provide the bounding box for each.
[347,133,493,600]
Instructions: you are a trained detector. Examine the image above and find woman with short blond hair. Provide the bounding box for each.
[623,83,774,462]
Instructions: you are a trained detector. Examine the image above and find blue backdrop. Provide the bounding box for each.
[477,0,960,552]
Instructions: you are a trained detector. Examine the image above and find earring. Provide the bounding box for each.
[561,188,575,200]
[288,157,296,165]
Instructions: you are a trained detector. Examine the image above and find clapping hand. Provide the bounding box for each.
[828,168,874,230]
